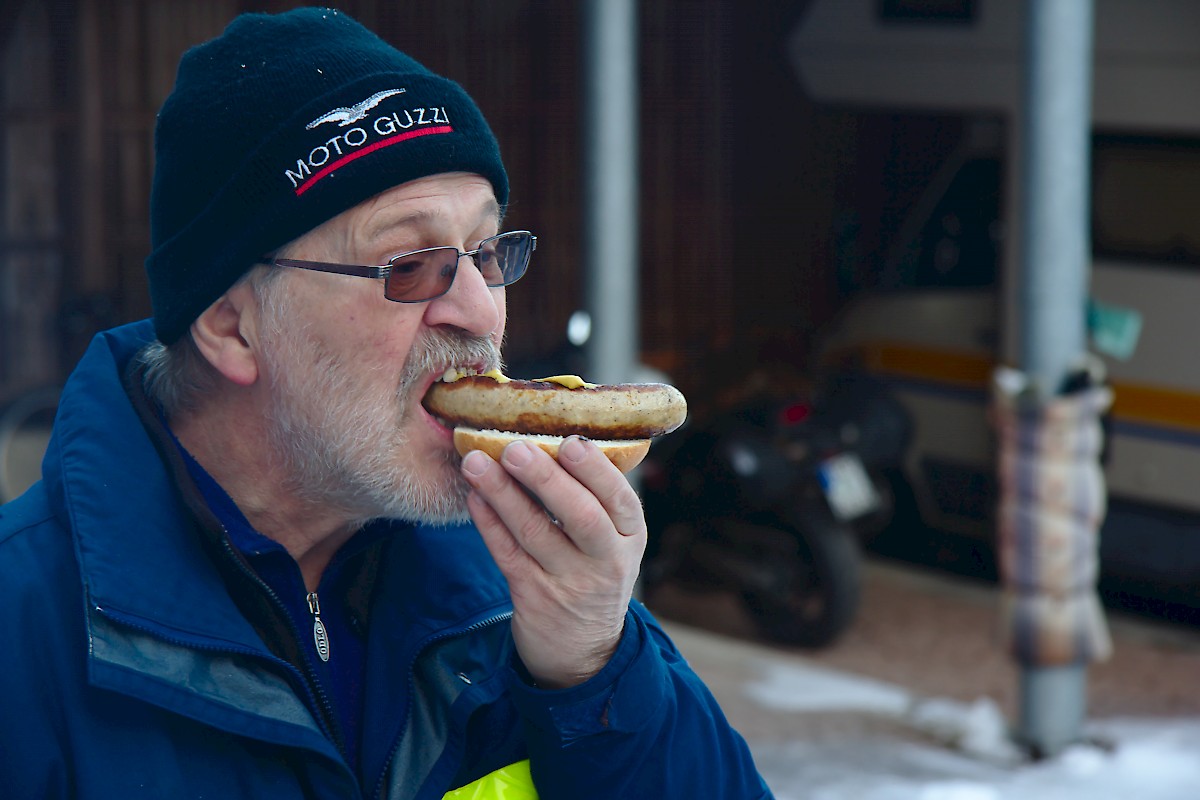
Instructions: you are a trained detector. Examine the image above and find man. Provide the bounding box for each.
[0,7,773,799]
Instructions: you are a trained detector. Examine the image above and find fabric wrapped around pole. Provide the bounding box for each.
[992,364,1113,667]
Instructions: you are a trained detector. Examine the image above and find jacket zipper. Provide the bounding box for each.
[308,592,331,662]
[216,535,345,753]
[369,609,514,800]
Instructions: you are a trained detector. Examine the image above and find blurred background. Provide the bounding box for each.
[0,0,842,413]
[4,0,1200,637]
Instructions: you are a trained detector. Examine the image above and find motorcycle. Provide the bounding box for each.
[799,369,915,543]
[638,379,904,648]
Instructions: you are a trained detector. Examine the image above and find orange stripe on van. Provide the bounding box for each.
[1108,382,1200,432]
[855,343,994,388]
[835,341,1200,433]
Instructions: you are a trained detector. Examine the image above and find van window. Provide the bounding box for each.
[880,156,1003,290]
[1092,135,1200,268]
[864,153,1003,293]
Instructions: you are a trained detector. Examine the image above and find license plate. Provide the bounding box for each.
[818,453,880,521]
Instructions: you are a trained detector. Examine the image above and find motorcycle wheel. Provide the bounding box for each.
[0,386,59,504]
[740,511,862,648]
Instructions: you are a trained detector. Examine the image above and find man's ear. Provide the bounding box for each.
[190,283,260,387]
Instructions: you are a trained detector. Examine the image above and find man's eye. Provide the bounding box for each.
[391,258,424,276]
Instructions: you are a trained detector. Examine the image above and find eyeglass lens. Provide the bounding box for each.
[382,232,533,303]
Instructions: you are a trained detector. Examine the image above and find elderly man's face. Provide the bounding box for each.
[254,172,506,524]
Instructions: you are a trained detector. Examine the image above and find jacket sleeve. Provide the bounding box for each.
[506,600,775,799]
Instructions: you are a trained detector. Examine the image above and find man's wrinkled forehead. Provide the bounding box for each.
[355,176,504,242]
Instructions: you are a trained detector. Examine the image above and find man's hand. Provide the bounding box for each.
[460,435,646,689]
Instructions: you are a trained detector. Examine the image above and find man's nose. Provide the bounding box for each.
[422,253,501,336]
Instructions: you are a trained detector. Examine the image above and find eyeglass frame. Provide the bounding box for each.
[256,229,537,303]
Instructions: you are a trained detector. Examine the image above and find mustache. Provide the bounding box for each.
[400,330,502,392]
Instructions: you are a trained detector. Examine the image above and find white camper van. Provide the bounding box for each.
[792,0,1200,594]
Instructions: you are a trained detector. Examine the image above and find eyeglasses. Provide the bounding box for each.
[259,230,536,303]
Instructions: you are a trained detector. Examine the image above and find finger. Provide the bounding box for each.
[461,446,582,573]
[465,488,538,581]
[498,438,634,563]
[553,437,647,541]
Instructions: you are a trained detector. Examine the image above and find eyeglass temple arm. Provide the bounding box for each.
[261,258,390,279]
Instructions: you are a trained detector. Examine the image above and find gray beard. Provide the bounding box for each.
[256,297,500,526]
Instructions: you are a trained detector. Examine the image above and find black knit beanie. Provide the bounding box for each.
[145,7,510,344]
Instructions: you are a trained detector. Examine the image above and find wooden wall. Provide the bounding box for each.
[0,0,836,409]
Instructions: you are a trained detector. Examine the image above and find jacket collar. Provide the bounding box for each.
[44,321,263,649]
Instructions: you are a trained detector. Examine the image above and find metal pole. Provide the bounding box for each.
[582,0,640,385]
[1016,0,1095,756]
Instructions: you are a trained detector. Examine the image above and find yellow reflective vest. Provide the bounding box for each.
[443,759,537,799]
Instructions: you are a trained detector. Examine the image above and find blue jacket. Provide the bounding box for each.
[0,321,773,800]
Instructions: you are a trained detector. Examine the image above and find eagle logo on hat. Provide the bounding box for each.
[306,88,406,129]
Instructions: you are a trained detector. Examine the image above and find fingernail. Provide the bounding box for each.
[462,450,490,477]
[560,436,588,463]
[503,440,533,466]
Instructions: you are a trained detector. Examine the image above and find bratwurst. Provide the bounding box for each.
[423,370,687,473]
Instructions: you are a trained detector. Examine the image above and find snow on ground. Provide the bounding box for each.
[744,659,1200,800]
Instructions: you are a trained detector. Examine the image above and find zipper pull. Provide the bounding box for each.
[307,591,330,662]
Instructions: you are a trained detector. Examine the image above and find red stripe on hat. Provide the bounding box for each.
[293,125,453,196]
